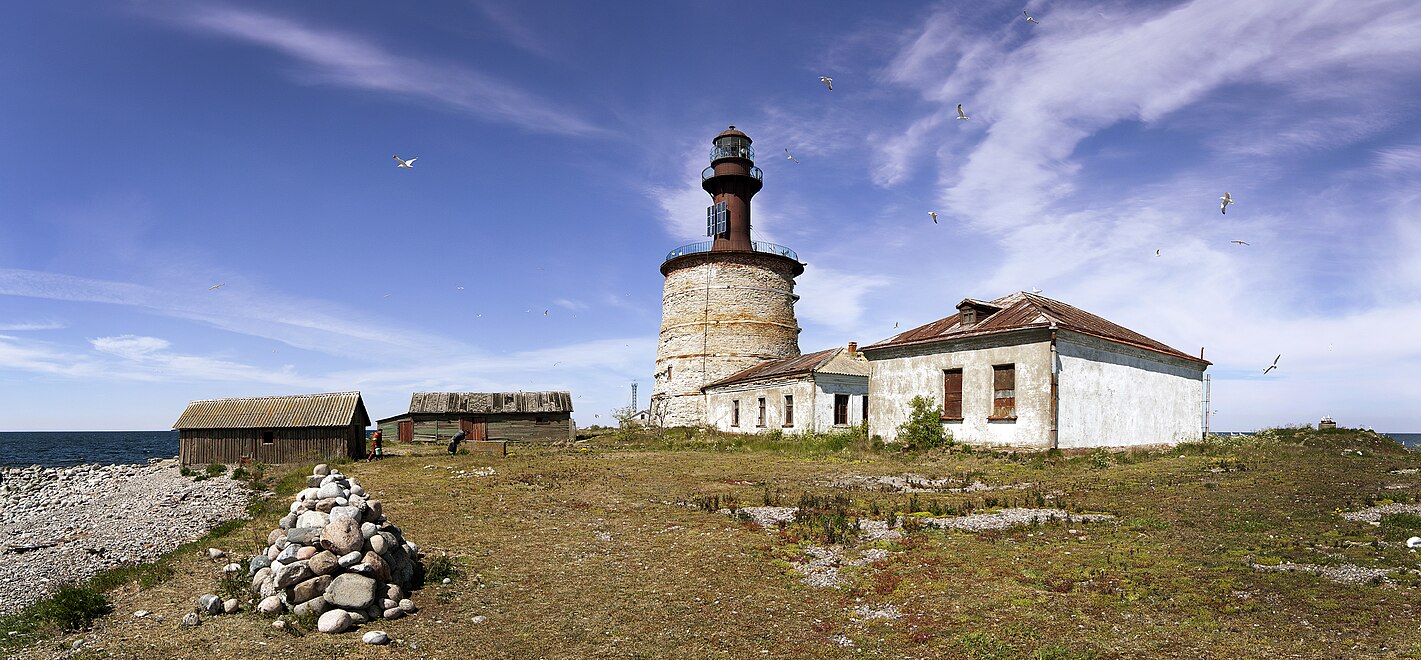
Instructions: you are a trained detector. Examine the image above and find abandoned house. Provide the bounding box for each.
[860,292,1210,448]
[375,391,575,444]
[173,391,370,465]
[702,344,869,433]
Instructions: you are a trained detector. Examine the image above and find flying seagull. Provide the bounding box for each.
[1230,239,1250,246]
[956,104,970,120]
[1220,192,1234,214]
[894,322,900,329]
[393,155,417,168]
[785,148,799,163]
[1263,354,1280,374]
[818,76,833,91]
[456,286,465,290]
[208,283,225,291]
[1155,249,1161,256]
[1023,10,1040,24]
[929,211,939,224]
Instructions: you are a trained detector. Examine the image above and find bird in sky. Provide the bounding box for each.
[1220,192,1234,214]
[393,155,417,168]
[1230,239,1250,246]
[1263,354,1281,374]
[1032,287,1042,294]
[544,310,549,316]
[929,211,939,224]
[893,322,900,329]
[456,286,465,290]
[956,104,970,120]
[785,148,799,163]
[818,76,833,90]
[207,283,225,291]
[1155,249,1161,256]
[1023,10,1040,24]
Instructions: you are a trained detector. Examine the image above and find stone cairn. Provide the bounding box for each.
[246,464,423,634]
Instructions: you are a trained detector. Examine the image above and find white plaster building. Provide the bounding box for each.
[702,344,869,434]
[861,292,1210,449]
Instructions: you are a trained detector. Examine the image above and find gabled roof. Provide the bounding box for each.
[862,292,1209,364]
[704,347,869,390]
[405,391,573,415]
[174,392,370,429]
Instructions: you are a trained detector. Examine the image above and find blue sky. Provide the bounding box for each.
[2,0,1419,432]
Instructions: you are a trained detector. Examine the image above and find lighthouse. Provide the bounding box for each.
[650,127,804,427]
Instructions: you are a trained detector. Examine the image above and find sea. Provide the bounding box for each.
[0,430,1419,469]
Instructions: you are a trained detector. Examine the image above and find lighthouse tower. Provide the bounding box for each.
[651,127,804,427]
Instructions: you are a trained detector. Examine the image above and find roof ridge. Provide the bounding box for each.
[185,391,361,403]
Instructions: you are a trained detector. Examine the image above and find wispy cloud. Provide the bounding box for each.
[158,5,603,136]
[0,320,67,331]
[553,298,588,312]
[0,268,458,359]
[468,1,561,61]
[794,264,892,332]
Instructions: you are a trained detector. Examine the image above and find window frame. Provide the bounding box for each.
[783,395,795,428]
[757,397,767,427]
[731,400,740,427]
[942,368,964,421]
[261,430,275,445]
[990,364,1017,421]
[833,393,849,426]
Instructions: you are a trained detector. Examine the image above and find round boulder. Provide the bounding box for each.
[307,550,340,576]
[257,595,285,615]
[313,463,330,476]
[324,573,378,610]
[317,608,350,634]
[322,516,363,556]
[198,594,222,615]
[363,630,390,645]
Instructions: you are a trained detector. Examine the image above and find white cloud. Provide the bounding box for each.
[0,320,67,331]
[794,264,892,332]
[91,335,171,359]
[553,298,588,312]
[159,5,603,136]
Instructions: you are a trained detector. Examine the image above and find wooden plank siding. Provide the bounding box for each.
[179,425,364,466]
[377,413,574,444]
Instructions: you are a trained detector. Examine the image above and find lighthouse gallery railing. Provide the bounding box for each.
[664,241,798,263]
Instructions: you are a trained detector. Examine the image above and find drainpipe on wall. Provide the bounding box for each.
[1049,326,1060,450]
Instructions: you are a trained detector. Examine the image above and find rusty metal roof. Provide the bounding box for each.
[704,347,869,390]
[173,391,370,429]
[863,292,1209,364]
[406,391,573,415]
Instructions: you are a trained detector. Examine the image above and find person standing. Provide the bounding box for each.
[448,429,466,455]
[367,430,383,462]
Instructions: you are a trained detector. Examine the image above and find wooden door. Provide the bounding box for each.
[398,420,413,443]
[461,417,488,441]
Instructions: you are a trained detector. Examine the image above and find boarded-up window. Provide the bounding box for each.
[784,395,794,427]
[758,398,767,427]
[261,430,274,445]
[943,369,963,419]
[732,401,740,427]
[992,364,1016,419]
[834,394,849,425]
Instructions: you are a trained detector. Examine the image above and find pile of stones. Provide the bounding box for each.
[246,464,423,634]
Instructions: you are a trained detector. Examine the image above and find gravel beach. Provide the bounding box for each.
[0,458,252,615]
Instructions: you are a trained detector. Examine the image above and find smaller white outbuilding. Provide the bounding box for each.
[702,344,869,434]
[861,292,1210,449]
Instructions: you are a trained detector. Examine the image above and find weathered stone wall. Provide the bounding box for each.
[653,252,801,427]
[1055,331,1205,447]
[865,331,1052,447]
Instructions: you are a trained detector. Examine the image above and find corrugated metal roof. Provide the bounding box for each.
[173,391,370,429]
[863,292,1209,364]
[407,391,573,414]
[705,346,869,389]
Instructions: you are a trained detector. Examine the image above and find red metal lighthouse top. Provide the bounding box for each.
[661,127,800,274]
[702,125,763,252]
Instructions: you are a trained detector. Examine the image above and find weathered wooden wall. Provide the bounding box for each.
[378,413,574,444]
[179,425,364,465]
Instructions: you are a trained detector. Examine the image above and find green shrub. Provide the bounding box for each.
[33,585,110,631]
[206,463,227,476]
[425,554,463,584]
[179,466,194,477]
[895,395,952,451]
[231,466,249,480]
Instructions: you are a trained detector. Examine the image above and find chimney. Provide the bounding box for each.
[847,341,857,355]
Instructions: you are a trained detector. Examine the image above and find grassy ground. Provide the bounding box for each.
[9,427,1421,659]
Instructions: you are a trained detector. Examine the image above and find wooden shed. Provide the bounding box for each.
[174,391,370,466]
[376,391,574,445]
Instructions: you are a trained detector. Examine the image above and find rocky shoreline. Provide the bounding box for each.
[0,458,253,615]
